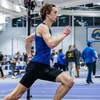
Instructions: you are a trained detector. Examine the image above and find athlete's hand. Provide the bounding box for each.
[63,25,71,36]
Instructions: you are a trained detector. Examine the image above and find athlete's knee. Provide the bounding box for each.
[66,78,74,88]
[61,72,74,88]
[56,72,74,88]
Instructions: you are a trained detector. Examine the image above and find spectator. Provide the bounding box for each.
[73,45,81,78]
[50,49,55,62]
[58,49,66,71]
[93,50,98,78]
[10,58,17,79]
[53,52,58,69]
[82,41,98,84]
[66,45,76,78]
[0,51,6,79]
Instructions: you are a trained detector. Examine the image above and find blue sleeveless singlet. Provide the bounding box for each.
[31,22,52,66]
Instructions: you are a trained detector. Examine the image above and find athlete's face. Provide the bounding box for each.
[47,7,58,23]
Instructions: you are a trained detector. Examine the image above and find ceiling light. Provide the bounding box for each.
[0,15,5,24]
[1,0,21,12]
[37,0,43,1]
[0,13,2,15]
[97,3,100,5]
[17,19,22,22]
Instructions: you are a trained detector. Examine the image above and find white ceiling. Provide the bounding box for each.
[0,0,100,19]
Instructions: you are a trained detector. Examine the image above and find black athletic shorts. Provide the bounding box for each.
[20,61,63,88]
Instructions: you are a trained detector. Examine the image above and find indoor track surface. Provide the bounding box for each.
[0,67,100,100]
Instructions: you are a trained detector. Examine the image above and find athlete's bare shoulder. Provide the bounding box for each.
[36,23,49,36]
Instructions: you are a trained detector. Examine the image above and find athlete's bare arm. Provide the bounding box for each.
[25,33,35,57]
[36,24,71,49]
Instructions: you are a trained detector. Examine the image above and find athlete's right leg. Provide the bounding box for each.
[3,83,28,100]
[54,72,74,100]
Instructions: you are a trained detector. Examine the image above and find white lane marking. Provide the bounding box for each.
[1,88,14,92]
[0,87,100,93]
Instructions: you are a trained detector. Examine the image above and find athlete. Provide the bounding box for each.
[3,3,74,100]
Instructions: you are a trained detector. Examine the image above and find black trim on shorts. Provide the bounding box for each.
[20,61,62,88]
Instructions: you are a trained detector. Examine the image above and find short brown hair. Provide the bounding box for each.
[59,49,62,53]
[68,45,72,50]
[40,3,56,21]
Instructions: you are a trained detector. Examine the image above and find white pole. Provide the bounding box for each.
[12,38,14,60]
[72,15,75,45]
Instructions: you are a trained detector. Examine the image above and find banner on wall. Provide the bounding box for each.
[86,27,100,42]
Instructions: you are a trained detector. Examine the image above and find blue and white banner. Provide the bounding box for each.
[86,26,100,42]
